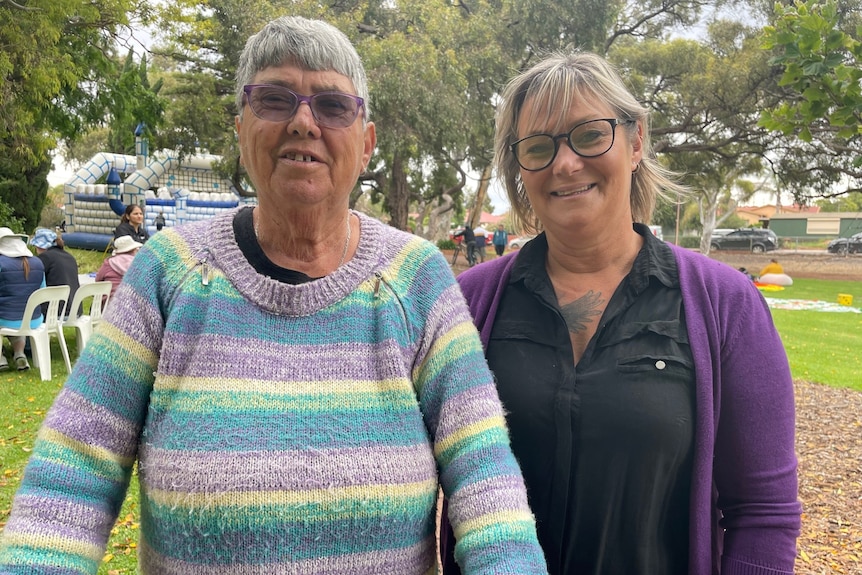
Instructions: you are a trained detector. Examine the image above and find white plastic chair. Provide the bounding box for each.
[0,285,71,381]
[63,281,113,357]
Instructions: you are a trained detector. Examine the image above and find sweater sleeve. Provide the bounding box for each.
[0,241,166,574]
[408,248,547,574]
[713,277,801,574]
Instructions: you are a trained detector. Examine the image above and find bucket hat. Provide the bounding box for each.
[113,235,143,255]
[30,227,58,249]
[0,227,33,258]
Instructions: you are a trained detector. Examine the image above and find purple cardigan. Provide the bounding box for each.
[451,244,801,575]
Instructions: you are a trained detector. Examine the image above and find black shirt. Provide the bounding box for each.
[233,206,317,285]
[486,225,694,575]
[114,221,149,244]
[454,226,475,243]
[37,247,80,317]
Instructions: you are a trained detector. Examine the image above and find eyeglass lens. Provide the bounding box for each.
[514,119,619,171]
[245,85,363,128]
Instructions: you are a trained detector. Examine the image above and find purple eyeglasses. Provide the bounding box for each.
[242,84,365,128]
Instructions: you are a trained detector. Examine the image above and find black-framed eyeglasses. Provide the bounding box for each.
[242,84,365,128]
[510,118,634,171]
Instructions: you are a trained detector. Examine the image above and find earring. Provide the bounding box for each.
[632,163,640,174]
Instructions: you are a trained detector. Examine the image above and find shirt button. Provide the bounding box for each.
[655,360,666,370]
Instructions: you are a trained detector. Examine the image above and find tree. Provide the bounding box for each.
[613,21,782,251]
[760,0,862,201]
[816,191,862,211]
[0,0,157,229]
[142,0,839,241]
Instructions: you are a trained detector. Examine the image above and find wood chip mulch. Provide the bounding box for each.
[795,379,862,573]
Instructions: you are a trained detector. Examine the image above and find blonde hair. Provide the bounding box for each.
[494,51,687,234]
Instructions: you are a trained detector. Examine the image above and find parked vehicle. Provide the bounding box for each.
[709,228,778,254]
[826,232,862,255]
[508,235,536,250]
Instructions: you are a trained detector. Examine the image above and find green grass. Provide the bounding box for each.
[2,244,138,573]
[68,246,108,275]
[1,275,859,570]
[760,277,862,303]
[758,277,862,392]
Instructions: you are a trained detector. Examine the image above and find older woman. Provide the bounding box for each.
[0,16,546,575]
[94,234,143,296]
[442,52,800,575]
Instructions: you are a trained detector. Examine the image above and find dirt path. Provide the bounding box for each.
[794,380,862,574]
[450,247,862,281]
[708,249,862,282]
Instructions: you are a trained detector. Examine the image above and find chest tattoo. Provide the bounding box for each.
[560,290,605,334]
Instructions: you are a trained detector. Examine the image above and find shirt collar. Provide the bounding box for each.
[509,223,679,293]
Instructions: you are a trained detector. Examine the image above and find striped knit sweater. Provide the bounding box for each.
[0,209,548,575]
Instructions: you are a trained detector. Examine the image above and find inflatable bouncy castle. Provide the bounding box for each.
[61,124,255,250]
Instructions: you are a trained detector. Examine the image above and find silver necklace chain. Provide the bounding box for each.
[338,212,352,268]
[254,210,352,269]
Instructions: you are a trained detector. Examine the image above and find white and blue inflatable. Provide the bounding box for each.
[61,125,255,250]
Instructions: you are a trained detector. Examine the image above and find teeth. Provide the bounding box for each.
[288,153,313,162]
[555,184,591,197]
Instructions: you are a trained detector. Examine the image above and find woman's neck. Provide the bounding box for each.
[545,225,643,278]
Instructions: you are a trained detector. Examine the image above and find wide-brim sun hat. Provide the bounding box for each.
[30,227,58,250]
[0,227,33,258]
[113,235,143,254]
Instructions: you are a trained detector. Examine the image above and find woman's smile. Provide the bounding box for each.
[550,183,595,198]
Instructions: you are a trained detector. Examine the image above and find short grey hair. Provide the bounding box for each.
[235,16,370,118]
[494,51,687,233]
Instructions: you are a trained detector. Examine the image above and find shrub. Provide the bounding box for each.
[678,236,701,249]
[437,239,456,250]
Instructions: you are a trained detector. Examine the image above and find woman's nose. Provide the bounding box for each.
[288,102,321,135]
[551,140,586,173]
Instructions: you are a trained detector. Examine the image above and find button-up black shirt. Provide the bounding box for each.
[486,225,694,575]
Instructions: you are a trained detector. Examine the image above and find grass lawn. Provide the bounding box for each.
[759,278,862,392]
[0,272,859,570]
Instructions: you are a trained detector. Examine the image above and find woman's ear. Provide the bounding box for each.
[235,115,245,168]
[631,121,644,164]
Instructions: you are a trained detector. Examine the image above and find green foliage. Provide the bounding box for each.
[105,52,165,156]
[760,0,862,196]
[816,191,862,212]
[0,198,25,232]
[722,213,751,229]
[676,235,702,249]
[0,0,158,228]
[761,0,861,138]
[436,238,456,250]
[0,157,50,231]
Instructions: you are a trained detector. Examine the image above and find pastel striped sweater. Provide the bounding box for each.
[0,209,547,575]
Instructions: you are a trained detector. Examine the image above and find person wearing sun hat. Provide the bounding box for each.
[94,234,143,297]
[0,227,46,371]
[30,227,80,318]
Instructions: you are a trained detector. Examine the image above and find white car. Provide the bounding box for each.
[508,235,536,250]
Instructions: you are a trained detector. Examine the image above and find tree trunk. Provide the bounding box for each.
[424,193,455,242]
[389,150,410,231]
[469,165,492,227]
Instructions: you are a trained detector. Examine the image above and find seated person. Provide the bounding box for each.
[758,259,793,286]
[30,228,80,317]
[95,235,143,296]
